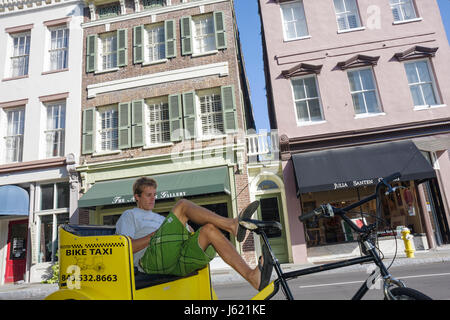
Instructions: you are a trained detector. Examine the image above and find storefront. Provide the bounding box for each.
[291,140,445,260]
[0,185,30,284]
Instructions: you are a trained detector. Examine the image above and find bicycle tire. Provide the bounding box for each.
[385,287,432,300]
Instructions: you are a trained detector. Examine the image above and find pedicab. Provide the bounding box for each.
[45,223,275,300]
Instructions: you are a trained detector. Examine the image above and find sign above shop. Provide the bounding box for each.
[292,140,436,195]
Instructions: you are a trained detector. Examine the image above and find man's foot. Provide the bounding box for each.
[236,200,260,242]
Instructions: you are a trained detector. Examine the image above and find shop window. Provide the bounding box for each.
[188,203,229,239]
[39,212,69,262]
[40,182,70,210]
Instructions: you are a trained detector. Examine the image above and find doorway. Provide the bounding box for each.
[4,219,28,283]
[256,194,289,263]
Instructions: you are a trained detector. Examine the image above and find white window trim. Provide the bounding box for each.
[191,13,217,56]
[143,22,166,64]
[280,0,310,42]
[290,74,325,126]
[389,0,419,23]
[96,32,118,73]
[333,0,363,32]
[347,66,382,116]
[44,25,69,73]
[3,106,25,164]
[95,105,119,154]
[404,59,441,110]
[195,87,226,140]
[144,97,172,147]
[9,32,31,78]
[392,17,423,25]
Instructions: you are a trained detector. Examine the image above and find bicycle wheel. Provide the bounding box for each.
[385,287,432,300]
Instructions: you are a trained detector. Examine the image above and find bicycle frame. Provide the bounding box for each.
[258,176,405,300]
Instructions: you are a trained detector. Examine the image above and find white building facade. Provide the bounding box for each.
[0,0,84,284]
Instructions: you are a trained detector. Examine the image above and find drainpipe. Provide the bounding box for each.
[416,183,437,249]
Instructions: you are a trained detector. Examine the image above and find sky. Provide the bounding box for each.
[234,0,450,131]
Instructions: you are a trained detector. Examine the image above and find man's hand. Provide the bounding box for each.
[130,231,156,254]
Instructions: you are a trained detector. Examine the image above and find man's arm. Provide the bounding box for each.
[130,231,156,253]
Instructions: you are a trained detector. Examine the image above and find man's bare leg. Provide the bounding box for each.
[171,199,261,290]
[172,199,239,237]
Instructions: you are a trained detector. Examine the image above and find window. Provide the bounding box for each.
[192,14,216,54]
[291,76,323,123]
[10,33,31,77]
[199,89,224,136]
[98,106,119,151]
[180,12,226,56]
[49,27,69,71]
[45,102,66,158]
[389,0,417,22]
[146,97,170,145]
[280,1,309,41]
[347,68,381,115]
[39,212,69,262]
[143,0,165,9]
[404,60,439,107]
[100,32,117,70]
[40,182,70,210]
[145,23,166,62]
[4,108,25,163]
[97,2,121,19]
[333,0,362,31]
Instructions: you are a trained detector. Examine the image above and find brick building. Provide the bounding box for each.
[76,0,257,266]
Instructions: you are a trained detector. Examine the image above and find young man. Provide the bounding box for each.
[115,177,272,291]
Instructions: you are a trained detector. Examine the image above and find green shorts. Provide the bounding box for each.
[139,212,216,276]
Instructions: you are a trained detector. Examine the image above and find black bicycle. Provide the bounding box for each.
[240,172,432,300]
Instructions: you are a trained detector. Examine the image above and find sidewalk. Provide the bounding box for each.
[1,245,449,300]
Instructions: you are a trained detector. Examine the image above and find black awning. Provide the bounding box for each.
[292,140,436,195]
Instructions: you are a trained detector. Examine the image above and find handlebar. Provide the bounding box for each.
[299,172,401,223]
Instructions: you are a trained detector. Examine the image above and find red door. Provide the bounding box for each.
[4,220,28,283]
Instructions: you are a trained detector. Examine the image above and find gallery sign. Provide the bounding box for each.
[110,190,188,205]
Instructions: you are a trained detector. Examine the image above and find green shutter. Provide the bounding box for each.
[214,11,227,50]
[182,91,196,139]
[180,16,192,56]
[133,25,144,64]
[131,100,144,147]
[221,85,237,133]
[117,29,128,67]
[165,19,176,59]
[86,34,97,73]
[168,94,183,142]
[82,108,95,154]
[118,102,131,149]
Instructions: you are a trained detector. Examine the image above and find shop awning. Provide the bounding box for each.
[292,140,436,195]
[78,166,231,208]
[0,185,29,216]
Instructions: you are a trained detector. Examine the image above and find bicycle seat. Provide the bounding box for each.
[239,218,282,235]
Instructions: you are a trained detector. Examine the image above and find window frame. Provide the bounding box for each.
[389,0,419,23]
[44,100,66,158]
[143,22,167,64]
[98,32,118,72]
[9,32,31,78]
[144,96,172,147]
[3,106,25,163]
[346,67,383,117]
[333,0,363,32]
[403,59,441,109]
[96,105,119,153]
[191,13,217,55]
[196,87,225,139]
[47,26,69,72]
[290,74,325,125]
[280,0,310,42]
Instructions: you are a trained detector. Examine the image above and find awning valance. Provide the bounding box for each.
[292,140,436,195]
[78,166,231,208]
[0,185,29,216]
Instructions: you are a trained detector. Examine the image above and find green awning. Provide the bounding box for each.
[78,166,230,208]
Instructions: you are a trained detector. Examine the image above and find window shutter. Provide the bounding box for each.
[165,19,176,58]
[82,108,95,154]
[182,91,196,139]
[132,100,144,147]
[118,102,131,149]
[86,34,97,73]
[221,85,238,133]
[180,16,192,55]
[168,94,183,142]
[214,11,227,50]
[133,25,144,64]
[117,29,128,67]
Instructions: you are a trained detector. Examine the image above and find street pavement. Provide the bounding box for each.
[0,244,449,300]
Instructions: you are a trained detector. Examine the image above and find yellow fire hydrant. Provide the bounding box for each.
[401,227,415,258]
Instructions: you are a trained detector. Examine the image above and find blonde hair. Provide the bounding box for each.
[133,177,157,197]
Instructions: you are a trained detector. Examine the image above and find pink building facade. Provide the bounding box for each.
[259,0,450,263]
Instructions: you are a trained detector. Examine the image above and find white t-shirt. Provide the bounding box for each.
[115,207,166,272]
